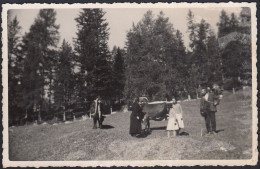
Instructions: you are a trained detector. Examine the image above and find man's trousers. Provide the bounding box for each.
[204,111,216,133]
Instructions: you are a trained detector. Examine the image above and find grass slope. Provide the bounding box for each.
[9,89,252,160]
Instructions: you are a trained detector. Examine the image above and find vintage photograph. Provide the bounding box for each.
[2,2,258,167]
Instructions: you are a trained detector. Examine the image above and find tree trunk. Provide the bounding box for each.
[48,78,52,104]
[24,109,28,125]
[63,112,66,121]
[188,94,191,100]
[222,74,225,83]
[38,111,41,123]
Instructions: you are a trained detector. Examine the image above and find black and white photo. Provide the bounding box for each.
[2,2,258,167]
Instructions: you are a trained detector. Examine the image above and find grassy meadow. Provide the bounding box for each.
[9,88,253,161]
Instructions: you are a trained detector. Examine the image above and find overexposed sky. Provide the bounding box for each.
[10,8,242,50]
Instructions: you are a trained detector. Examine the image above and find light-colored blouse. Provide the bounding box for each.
[169,103,183,118]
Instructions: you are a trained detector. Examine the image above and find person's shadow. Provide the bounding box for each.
[101,124,114,129]
[215,129,225,133]
[136,132,149,138]
[134,129,152,138]
[179,131,189,136]
[150,126,166,130]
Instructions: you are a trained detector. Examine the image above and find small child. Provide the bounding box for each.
[166,98,184,137]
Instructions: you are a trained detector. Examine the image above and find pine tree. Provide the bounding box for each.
[125,11,181,101]
[125,11,159,100]
[174,30,188,98]
[54,40,75,108]
[112,47,125,100]
[195,19,210,64]
[187,12,219,97]
[186,10,212,97]
[186,10,199,97]
[194,19,213,87]
[187,10,198,50]
[217,10,230,38]
[229,13,239,32]
[74,9,112,103]
[21,9,59,122]
[8,15,24,124]
[110,45,118,62]
[206,32,223,85]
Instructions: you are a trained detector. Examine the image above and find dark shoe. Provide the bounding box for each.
[93,126,97,129]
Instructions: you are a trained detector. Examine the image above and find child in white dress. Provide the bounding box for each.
[166,98,184,137]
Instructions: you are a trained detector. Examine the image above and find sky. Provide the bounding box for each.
[10,7,242,50]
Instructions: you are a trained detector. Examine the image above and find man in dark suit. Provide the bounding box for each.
[200,86,220,135]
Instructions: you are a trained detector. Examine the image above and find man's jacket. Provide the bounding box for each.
[206,92,220,112]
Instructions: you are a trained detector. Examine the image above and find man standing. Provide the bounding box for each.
[92,96,103,129]
[200,87,220,135]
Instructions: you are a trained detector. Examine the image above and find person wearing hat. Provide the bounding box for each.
[166,97,184,137]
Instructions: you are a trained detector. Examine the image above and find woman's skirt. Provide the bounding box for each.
[166,114,184,130]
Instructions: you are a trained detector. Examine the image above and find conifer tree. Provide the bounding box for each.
[187,11,218,96]
[74,9,112,103]
[8,14,24,123]
[21,9,59,122]
[125,11,183,101]
[54,40,75,109]
[187,10,198,50]
[112,47,125,100]
[125,11,160,100]
[174,30,188,98]
[217,10,230,38]
[206,32,223,85]
[186,10,202,97]
[229,13,239,32]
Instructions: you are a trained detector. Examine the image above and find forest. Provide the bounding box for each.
[8,8,251,125]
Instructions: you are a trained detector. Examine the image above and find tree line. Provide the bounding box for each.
[125,9,251,101]
[8,8,251,125]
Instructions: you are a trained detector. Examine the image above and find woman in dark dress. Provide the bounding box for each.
[129,98,144,137]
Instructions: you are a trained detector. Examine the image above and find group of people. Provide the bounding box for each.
[129,85,220,137]
[129,96,185,138]
[91,85,220,137]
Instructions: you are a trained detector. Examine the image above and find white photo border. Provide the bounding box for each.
[2,2,258,167]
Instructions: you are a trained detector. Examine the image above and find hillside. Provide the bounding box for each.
[9,89,252,161]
